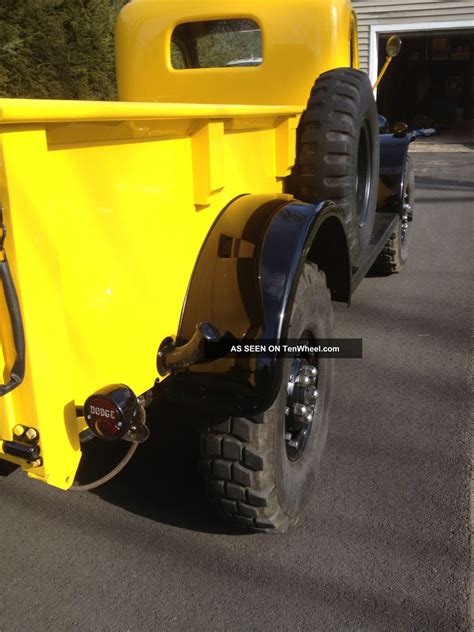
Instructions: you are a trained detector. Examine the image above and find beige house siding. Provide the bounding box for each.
[352,0,474,76]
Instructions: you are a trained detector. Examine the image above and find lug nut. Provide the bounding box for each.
[293,403,308,416]
[288,440,299,449]
[296,374,313,387]
[30,458,43,468]
[13,424,25,437]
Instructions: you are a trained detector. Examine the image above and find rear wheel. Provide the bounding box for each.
[200,263,334,533]
[291,68,380,263]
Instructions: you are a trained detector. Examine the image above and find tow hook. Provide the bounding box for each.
[157,321,222,375]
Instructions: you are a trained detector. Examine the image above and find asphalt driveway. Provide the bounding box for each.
[0,151,472,632]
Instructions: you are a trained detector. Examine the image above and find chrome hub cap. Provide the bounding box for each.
[401,196,413,243]
[285,357,320,461]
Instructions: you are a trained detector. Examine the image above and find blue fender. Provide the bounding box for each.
[378,134,411,211]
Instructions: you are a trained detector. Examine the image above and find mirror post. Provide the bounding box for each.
[372,35,402,92]
[373,56,393,91]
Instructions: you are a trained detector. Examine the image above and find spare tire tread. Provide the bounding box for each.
[291,67,380,261]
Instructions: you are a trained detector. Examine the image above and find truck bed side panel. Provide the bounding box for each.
[0,102,300,487]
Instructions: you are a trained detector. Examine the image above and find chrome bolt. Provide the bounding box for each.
[296,374,313,387]
[298,365,318,378]
[293,403,308,416]
[285,433,292,441]
[285,406,290,415]
[288,439,299,449]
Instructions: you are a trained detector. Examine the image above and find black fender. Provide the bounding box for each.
[161,194,350,418]
[377,134,411,211]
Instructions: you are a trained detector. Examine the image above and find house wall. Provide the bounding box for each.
[352,0,474,77]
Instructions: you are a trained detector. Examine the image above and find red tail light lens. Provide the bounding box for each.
[84,385,138,440]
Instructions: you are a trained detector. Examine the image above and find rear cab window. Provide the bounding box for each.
[171,19,262,69]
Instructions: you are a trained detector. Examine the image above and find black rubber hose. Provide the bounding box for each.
[70,406,146,491]
[69,442,139,492]
[0,258,25,396]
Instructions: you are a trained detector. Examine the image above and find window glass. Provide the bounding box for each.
[171,19,262,69]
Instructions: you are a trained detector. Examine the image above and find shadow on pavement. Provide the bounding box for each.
[75,396,250,536]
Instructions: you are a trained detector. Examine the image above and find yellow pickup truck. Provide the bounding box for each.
[0,0,414,532]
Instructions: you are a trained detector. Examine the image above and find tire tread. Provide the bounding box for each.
[291,67,379,260]
[200,264,332,533]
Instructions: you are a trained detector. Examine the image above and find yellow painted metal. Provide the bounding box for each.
[0,0,358,489]
[0,99,302,124]
[373,57,393,91]
[0,105,301,488]
[116,0,355,106]
[350,11,360,69]
[0,129,81,487]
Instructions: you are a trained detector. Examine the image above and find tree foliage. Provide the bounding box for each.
[0,0,127,100]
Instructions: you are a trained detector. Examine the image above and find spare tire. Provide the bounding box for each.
[291,68,380,264]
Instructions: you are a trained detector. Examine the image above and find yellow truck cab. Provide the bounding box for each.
[116,0,359,105]
[0,0,414,532]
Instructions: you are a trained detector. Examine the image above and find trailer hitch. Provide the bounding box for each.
[157,321,222,375]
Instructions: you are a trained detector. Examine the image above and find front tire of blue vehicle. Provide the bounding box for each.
[200,263,335,533]
[371,156,415,274]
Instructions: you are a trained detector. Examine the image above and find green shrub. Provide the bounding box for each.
[0,0,127,100]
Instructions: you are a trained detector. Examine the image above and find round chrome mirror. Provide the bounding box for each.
[386,35,402,58]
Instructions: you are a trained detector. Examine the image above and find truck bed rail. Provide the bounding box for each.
[0,99,303,124]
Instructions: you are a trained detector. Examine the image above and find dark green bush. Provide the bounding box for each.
[0,0,127,100]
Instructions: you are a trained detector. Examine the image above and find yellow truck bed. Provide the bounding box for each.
[0,97,302,488]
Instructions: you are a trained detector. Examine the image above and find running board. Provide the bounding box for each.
[352,212,399,291]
